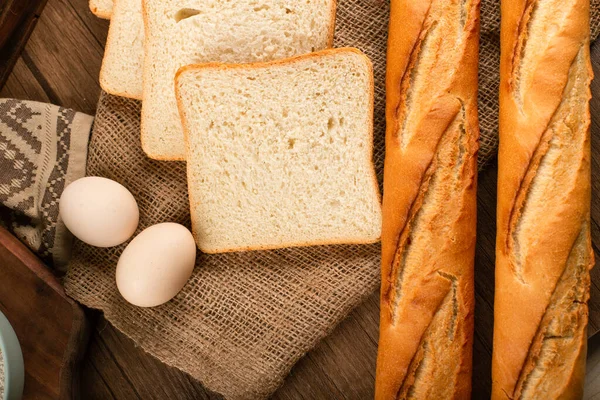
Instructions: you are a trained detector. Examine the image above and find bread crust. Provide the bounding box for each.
[326,0,337,48]
[139,0,178,160]
[99,0,144,100]
[174,48,381,253]
[141,0,338,161]
[375,0,480,398]
[492,0,594,398]
[89,0,113,19]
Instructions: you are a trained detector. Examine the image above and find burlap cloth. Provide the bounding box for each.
[64,1,600,399]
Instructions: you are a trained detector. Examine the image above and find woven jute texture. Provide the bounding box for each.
[64,1,600,399]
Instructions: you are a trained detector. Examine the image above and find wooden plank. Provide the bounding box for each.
[0,0,107,114]
[22,0,106,113]
[0,0,46,49]
[0,0,48,87]
[82,316,142,399]
[80,357,118,400]
[588,38,600,337]
[585,333,600,399]
[273,355,341,400]
[87,317,221,400]
[277,307,378,399]
[0,56,51,103]
[0,226,88,400]
[471,165,498,399]
[63,0,111,47]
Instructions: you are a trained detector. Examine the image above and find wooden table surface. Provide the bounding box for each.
[2,0,600,398]
[0,225,88,399]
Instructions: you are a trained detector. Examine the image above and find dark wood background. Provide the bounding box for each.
[0,225,88,400]
[1,0,600,398]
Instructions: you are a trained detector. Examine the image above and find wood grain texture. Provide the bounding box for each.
[0,0,48,87]
[0,226,89,400]
[0,0,107,113]
[0,0,599,398]
[585,334,600,399]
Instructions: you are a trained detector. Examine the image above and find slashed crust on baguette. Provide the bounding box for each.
[493,0,594,398]
[375,0,480,398]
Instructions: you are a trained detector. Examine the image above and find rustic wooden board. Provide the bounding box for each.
[585,334,600,399]
[0,0,49,88]
[0,226,89,400]
[0,0,107,114]
[1,0,600,398]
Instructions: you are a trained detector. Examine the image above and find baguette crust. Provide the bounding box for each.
[493,0,594,398]
[375,0,480,398]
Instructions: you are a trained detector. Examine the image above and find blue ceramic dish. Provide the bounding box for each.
[0,311,23,400]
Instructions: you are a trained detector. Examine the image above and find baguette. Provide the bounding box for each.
[492,0,594,398]
[375,0,480,398]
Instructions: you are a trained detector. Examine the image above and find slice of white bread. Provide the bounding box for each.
[90,0,113,19]
[141,0,337,161]
[175,48,382,253]
[99,0,144,99]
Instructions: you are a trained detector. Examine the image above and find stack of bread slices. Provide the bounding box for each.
[91,0,382,253]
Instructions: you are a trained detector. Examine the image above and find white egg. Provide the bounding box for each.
[59,177,139,247]
[116,223,196,307]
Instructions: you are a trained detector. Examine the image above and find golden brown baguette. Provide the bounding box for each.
[375,0,480,398]
[492,0,595,398]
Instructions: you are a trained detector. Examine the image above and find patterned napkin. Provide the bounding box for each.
[0,98,92,272]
